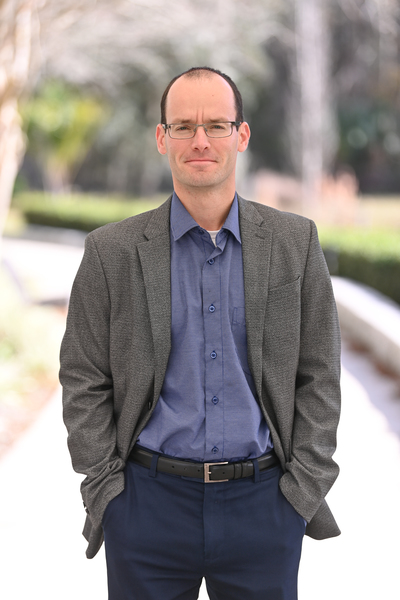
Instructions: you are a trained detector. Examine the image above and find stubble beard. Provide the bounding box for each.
[172,157,235,193]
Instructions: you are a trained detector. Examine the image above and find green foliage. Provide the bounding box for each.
[0,269,64,407]
[319,228,400,259]
[20,80,108,191]
[12,192,165,232]
[10,192,400,305]
[337,102,400,193]
[319,227,400,305]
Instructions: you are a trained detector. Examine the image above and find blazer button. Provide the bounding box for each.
[148,400,153,410]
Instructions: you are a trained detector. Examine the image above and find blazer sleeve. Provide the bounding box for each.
[278,220,341,523]
[59,234,125,530]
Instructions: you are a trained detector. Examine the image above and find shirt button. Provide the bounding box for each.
[212,446,219,454]
[208,258,215,265]
[198,228,205,234]
[210,351,217,359]
[212,396,219,405]
[208,304,216,313]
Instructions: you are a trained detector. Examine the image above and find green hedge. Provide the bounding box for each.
[319,227,400,305]
[10,193,400,305]
[12,192,165,232]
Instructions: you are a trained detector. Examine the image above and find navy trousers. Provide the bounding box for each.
[102,459,305,600]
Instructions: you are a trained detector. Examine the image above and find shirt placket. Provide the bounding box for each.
[203,242,224,461]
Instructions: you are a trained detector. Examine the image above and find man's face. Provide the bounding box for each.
[156,74,250,194]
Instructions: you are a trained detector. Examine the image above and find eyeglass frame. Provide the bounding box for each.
[162,121,242,139]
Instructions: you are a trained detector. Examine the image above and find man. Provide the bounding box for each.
[60,67,341,600]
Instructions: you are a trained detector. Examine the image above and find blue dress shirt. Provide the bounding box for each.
[138,192,272,462]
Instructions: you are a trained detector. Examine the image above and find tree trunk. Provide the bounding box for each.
[294,0,337,205]
[0,0,34,242]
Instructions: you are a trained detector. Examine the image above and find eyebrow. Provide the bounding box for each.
[171,118,233,123]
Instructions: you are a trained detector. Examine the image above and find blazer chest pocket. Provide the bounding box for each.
[264,277,301,351]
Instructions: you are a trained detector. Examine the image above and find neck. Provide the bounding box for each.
[173,183,236,230]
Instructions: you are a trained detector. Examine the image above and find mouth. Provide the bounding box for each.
[185,159,217,165]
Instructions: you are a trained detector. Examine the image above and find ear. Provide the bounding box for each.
[238,122,251,153]
[156,124,167,155]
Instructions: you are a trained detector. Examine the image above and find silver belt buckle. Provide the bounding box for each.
[204,461,228,483]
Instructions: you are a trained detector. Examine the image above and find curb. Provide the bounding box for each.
[331,276,400,379]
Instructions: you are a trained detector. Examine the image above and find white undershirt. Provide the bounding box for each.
[207,230,220,246]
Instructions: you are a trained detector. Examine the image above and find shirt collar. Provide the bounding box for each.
[221,193,241,244]
[170,191,241,244]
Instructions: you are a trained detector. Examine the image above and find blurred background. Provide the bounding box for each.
[0,1,400,599]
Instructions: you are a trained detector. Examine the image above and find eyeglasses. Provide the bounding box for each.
[162,121,242,139]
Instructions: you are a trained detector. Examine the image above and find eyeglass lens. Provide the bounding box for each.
[168,123,234,139]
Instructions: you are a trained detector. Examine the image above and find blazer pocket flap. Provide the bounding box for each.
[268,276,301,299]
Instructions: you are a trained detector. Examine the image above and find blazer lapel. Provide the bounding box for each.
[137,197,172,399]
[238,196,272,397]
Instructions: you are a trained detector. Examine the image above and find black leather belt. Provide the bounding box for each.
[128,446,279,483]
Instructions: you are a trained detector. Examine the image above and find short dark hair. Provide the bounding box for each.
[160,67,244,124]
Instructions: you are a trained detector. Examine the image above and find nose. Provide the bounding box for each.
[191,125,211,151]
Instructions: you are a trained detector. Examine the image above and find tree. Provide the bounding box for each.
[0,0,286,236]
[21,80,107,192]
[37,0,286,195]
[293,0,337,204]
[0,0,35,240]
[332,0,400,192]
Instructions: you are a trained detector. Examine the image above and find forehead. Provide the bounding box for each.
[165,74,236,122]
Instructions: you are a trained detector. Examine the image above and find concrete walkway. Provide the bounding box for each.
[1,234,400,599]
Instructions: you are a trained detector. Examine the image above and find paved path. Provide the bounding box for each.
[1,235,400,599]
[2,236,84,304]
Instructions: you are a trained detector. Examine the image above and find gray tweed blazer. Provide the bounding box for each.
[60,195,341,559]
